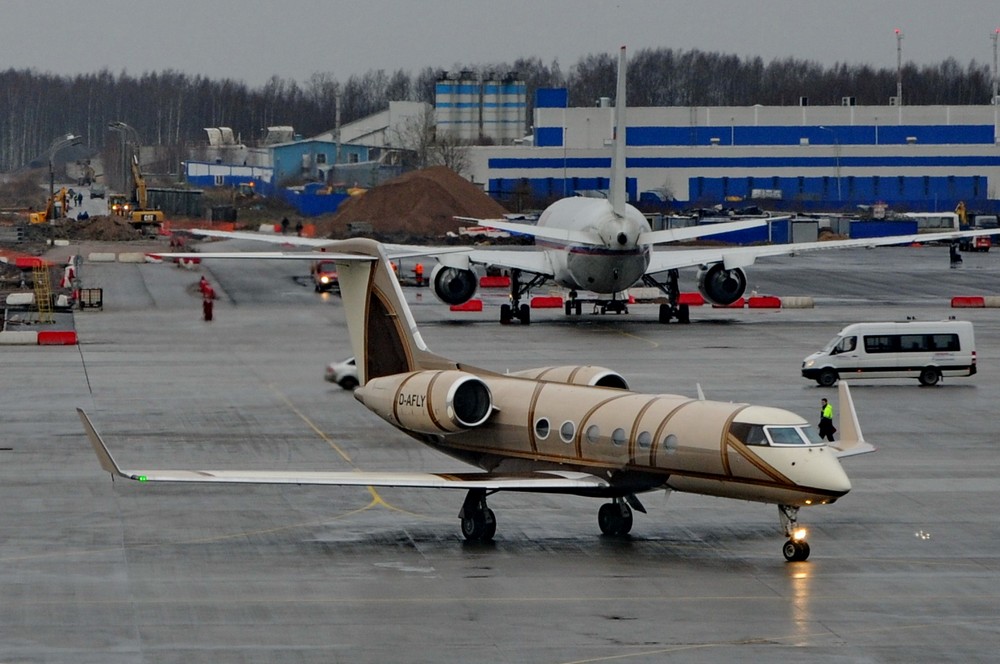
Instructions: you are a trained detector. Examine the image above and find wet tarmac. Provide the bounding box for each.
[2,240,999,662]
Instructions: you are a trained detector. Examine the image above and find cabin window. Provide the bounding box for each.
[637,431,652,449]
[534,418,550,440]
[663,434,679,454]
[611,428,627,447]
[585,425,601,444]
[560,421,576,443]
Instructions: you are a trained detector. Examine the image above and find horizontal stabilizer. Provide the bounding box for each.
[78,409,611,492]
[456,217,603,246]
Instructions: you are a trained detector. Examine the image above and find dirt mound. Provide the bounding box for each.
[313,166,508,239]
[65,216,144,241]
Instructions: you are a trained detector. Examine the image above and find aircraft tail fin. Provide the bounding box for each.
[831,381,876,458]
[609,45,628,218]
[331,239,457,385]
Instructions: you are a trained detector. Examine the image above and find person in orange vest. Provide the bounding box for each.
[203,287,215,321]
[414,262,424,286]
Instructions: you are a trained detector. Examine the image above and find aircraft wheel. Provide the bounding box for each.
[677,304,690,324]
[500,304,512,325]
[817,369,838,387]
[564,301,573,315]
[658,303,672,324]
[574,301,582,315]
[782,539,810,562]
[519,304,531,325]
[918,367,940,386]
[598,502,633,536]
[482,508,497,542]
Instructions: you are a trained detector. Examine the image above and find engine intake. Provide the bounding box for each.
[431,264,478,305]
[506,365,629,390]
[355,370,493,434]
[697,263,747,305]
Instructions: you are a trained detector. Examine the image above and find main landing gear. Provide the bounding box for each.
[459,489,497,542]
[500,269,547,325]
[459,490,648,542]
[779,504,811,562]
[643,269,690,324]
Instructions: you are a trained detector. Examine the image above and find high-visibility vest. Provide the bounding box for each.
[822,404,833,419]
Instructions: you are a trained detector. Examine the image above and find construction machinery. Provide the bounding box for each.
[28,187,68,224]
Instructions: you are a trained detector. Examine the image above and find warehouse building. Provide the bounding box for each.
[467,91,1000,214]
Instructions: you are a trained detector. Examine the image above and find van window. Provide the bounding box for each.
[864,335,897,353]
[832,336,856,354]
[930,334,960,351]
[899,334,927,352]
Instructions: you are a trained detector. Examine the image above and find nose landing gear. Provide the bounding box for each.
[779,504,811,562]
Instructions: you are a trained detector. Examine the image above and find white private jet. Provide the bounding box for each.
[181,46,995,325]
[80,237,876,561]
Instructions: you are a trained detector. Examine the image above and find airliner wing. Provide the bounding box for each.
[455,217,602,245]
[645,228,998,274]
[463,249,554,276]
[79,409,608,492]
[191,228,337,247]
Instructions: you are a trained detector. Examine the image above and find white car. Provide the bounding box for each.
[324,357,358,390]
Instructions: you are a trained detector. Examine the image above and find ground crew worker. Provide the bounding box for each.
[414,262,424,286]
[281,217,290,234]
[202,286,215,322]
[818,398,836,442]
[295,220,303,236]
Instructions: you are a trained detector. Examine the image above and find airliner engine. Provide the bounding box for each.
[697,263,748,306]
[355,370,493,434]
[431,264,478,305]
[506,365,629,390]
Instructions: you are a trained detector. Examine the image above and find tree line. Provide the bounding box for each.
[1,47,996,172]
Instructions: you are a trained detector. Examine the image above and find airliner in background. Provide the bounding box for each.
[184,46,995,325]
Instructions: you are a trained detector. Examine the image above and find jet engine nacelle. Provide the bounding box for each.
[506,365,630,390]
[697,263,748,306]
[431,264,478,306]
[355,370,493,434]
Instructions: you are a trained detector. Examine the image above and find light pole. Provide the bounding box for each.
[818,126,842,203]
[44,133,81,223]
[107,121,140,197]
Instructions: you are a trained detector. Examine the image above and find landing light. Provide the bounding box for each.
[792,528,808,542]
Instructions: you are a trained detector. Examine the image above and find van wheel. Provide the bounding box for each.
[817,369,837,387]
[918,368,940,386]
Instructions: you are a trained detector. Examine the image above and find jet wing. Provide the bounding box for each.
[80,409,608,492]
[645,228,999,274]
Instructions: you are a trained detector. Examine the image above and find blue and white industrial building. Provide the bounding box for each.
[467,90,1000,214]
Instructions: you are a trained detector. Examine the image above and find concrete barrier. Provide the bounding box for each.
[6,293,34,306]
[951,296,986,308]
[479,276,511,288]
[117,252,148,263]
[450,299,483,312]
[38,330,78,345]
[0,330,38,345]
[984,296,1000,308]
[88,253,117,263]
[678,292,705,306]
[780,296,816,309]
[748,296,782,309]
[530,296,563,309]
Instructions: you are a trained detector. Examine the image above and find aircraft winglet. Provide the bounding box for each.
[78,408,131,480]
[830,382,876,458]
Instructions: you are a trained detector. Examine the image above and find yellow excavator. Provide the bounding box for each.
[110,155,164,230]
[28,187,68,224]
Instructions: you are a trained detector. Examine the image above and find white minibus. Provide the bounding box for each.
[802,320,976,386]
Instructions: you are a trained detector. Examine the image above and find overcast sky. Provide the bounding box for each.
[3,0,999,87]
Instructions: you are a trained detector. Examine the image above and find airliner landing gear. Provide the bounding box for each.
[598,497,634,536]
[643,270,690,324]
[779,504,811,562]
[564,291,583,316]
[459,489,497,542]
[501,269,546,325]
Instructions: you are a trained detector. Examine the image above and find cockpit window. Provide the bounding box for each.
[730,422,768,446]
[732,423,825,447]
[767,427,806,445]
[801,426,824,445]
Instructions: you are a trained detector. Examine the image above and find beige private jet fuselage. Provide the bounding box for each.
[80,237,872,562]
